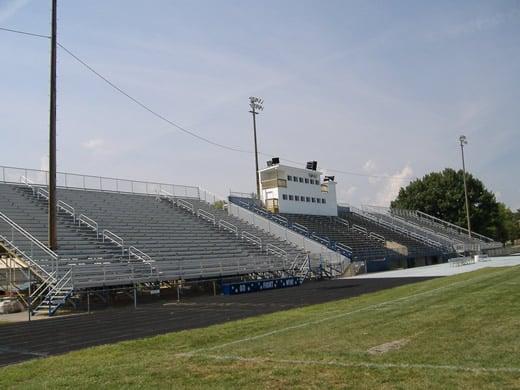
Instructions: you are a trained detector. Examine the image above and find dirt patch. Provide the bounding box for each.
[367,338,409,355]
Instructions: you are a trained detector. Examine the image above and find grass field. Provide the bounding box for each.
[1,266,519,389]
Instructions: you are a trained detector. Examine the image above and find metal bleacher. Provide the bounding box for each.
[0,167,311,315]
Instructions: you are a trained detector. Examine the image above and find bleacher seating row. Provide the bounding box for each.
[0,183,307,290]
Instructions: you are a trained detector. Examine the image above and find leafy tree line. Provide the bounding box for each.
[391,168,519,243]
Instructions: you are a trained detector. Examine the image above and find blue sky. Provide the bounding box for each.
[1,0,519,209]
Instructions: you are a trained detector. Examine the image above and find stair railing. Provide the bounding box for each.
[102,230,125,254]
[291,222,309,235]
[177,198,195,214]
[218,220,239,237]
[78,214,99,238]
[0,211,59,277]
[369,232,386,243]
[129,246,155,276]
[197,209,216,225]
[335,242,353,257]
[34,268,73,316]
[265,243,288,261]
[241,231,262,249]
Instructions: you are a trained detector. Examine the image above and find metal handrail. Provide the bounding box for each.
[265,243,288,259]
[159,188,174,198]
[369,232,386,243]
[310,233,330,246]
[352,224,368,235]
[0,212,58,260]
[177,198,195,214]
[29,271,57,303]
[414,210,495,243]
[1,165,200,199]
[37,187,49,199]
[272,214,288,226]
[335,217,350,229]
[102,229,124,250]
[78,214,99,238]
[241,231,262,248]
[292,222,309,235]
[0,233,57,282]
[197,209,216,225]
[218,219,238,236]
[355,206,447,249]
[335,242,353,256]
[57,200,75,222]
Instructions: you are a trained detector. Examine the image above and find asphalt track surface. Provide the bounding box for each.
[0,277,432,367]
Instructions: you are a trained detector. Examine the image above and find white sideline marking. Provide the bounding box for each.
[190,353,520,374]
[178,267,513,357]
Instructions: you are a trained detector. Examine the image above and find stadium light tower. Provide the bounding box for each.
[459,135,471,238]
[249,97,263,200]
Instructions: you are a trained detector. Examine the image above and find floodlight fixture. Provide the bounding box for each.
[249,96,265,199]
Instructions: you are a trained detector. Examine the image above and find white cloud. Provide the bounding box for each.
[363,159,376,172]
[338,186,358,204]
[374,164,413,207]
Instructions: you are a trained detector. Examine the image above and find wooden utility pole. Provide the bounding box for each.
[48,0,58,250]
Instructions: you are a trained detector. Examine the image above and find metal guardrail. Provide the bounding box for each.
[265,243,288,260]
[335,242,353,257]
[218,220,238,236]
[102,230,125,254]
[335,217,350,229]
[177,198,195,214]
[369,232,386,243]
[241,231,262,248]
[292,222,309,235]
[78,214,99,238]
[311,233,330,246]
[415,210,495,243]
[352,224,368,235]
[57,200,75,222]
[197,209,216,225]
[356,205,447,250]
[0,165,200,198]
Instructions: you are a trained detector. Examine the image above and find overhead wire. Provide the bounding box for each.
[1,25,414,181]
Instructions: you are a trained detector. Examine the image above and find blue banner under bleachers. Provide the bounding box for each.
[221,277,302,295]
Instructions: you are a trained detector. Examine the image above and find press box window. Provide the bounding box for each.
[306,197,310,202]
[310,179,314,184]
[322,198,326,204]
[311,197,316,203]
[299,177,303,183]
[301,195,305,201]
[289,195,294,200]
[305,178,309,183]
[287,175,292,181]
[317,198,321,204]
[282,194,287,200]
[295,195,299,201]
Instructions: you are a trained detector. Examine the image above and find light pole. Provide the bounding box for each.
[459,135,471,238]
[249,97,263,200]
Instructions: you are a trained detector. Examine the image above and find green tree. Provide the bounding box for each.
[390,168,515,242]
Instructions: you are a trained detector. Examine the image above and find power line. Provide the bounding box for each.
[57,44,253,155]
[1,25,414,182]
[0,26,50,39]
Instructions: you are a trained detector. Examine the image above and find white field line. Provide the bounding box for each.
[178,267,514,357]
[193,353,520,374]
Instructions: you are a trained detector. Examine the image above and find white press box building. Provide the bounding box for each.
[258,159,338,216]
